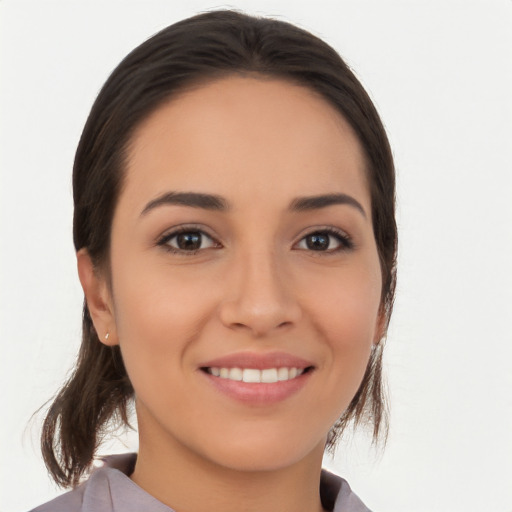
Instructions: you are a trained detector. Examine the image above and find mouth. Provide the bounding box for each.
[201,366,314,383]
[198,352,315,404]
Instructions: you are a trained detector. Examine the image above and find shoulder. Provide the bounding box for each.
[28,454,173,512]
[321,469,373,512]
[29,454,138,512]
[29,467,116,512]
[29,484,85,512]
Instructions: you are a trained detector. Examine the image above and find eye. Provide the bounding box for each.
[157,227,219,254]
[296,229,353,252]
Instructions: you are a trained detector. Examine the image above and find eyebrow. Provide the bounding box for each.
[140,191,366,218]
[289,193,367,218]
[141,192,229,216]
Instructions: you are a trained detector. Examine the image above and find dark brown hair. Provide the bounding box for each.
[41,9,397,487]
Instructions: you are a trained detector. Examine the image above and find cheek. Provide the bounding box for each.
[304,262,382,342]
[110,259,219,372]
[300,261,382,387]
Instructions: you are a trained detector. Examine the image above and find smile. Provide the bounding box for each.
[204,367,307,383]
[199,352,315,404]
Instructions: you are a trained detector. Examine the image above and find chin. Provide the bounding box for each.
[195,429,327,473]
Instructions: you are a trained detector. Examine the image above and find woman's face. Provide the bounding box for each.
[87,76,383,471]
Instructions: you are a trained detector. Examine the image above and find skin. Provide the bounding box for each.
[78,76,383,512]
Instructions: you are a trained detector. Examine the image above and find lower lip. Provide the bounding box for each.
[200,370,312,405]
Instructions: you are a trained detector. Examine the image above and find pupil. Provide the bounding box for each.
[307,233,329,250]
[177,232,201,250]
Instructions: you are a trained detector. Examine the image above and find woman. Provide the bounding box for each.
[32,10,397,512]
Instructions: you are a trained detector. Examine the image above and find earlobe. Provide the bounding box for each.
[373,307,388,346]
[76,249,118,346]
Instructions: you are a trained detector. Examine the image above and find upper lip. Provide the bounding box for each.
[199,351,314,370]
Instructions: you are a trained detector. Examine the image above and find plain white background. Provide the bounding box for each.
[1,1,511,511]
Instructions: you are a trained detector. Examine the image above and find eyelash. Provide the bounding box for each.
[296,227,354,253]
[156,225,219,256]
[156,226,354,256]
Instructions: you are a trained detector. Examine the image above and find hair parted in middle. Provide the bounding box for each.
[40,9,397,488]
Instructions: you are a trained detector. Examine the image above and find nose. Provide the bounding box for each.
[218,250,302,337]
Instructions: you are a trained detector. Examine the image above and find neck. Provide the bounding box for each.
[131,415,327,512]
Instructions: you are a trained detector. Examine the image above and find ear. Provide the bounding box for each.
[77,248,118,346]
[373,306,388,346]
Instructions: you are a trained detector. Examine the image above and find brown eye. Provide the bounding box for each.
[305,233,331,251]
[175,232,202,250]
[296,229,353,252]
[158,229,218,253]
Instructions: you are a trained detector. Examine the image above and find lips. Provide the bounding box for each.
[200,351,313,371]
[198,351,315,404]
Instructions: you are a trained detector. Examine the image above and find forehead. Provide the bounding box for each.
[123,76,369,212]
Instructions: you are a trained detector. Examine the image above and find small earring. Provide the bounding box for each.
[105,332,110,341]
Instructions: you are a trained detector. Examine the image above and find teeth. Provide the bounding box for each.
[208,367,305,383]
[229,368,243,381]
[277,367,289,381]
[261,368,278,383]
[242,368,260,383]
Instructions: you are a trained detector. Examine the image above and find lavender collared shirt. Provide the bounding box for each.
[30,453,372,512]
